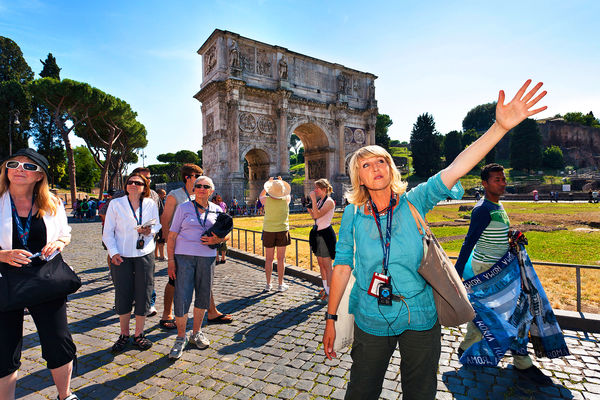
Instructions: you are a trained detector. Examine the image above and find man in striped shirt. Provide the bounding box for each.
[455,163,553,385]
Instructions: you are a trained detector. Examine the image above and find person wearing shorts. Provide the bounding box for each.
[166,176,229,359]
[307,178,336,304]
[259,177,291,292]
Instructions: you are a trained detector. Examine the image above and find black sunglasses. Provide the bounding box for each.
[127,180,145,186]
[188,174,202,179]
[195,184,212,189]
[6,161,42,172]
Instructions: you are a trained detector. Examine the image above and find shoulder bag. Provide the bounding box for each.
[407,202,475,327]
[0,253,82,312]
[333,204,358,351]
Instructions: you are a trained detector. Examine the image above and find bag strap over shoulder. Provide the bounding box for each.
[407,201,432,236]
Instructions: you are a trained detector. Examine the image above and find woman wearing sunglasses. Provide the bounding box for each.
[102,172,161,353]
[0,149,78,400]
[166,176,229,359]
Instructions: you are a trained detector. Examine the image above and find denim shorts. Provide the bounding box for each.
[173,254,215,317]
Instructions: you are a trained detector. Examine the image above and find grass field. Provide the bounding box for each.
[232,201,600,312]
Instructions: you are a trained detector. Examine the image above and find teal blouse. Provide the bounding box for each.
[334,172,464,336]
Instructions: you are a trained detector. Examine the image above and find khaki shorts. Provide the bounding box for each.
[262,231,291,248]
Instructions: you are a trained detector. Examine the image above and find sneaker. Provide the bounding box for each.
[516,365,554,386]
[133,333,152,350]
[57,394,79,400]
[278,283,290,292]
[111,334,129,353]
[147,306,157,317]
[190,331,210,349]
[264,283,272,292]
[169,336,188,359]
[314,289,326,299]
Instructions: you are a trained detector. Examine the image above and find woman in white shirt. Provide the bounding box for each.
[307,179,336,303]
[103,172,161,353]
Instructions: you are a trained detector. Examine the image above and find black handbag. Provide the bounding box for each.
[202,212,234,249]
[0,253,82,312]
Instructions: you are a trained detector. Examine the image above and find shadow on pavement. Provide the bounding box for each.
[208,291,277,321]
[442,366,574,399]
[218,299,324,355]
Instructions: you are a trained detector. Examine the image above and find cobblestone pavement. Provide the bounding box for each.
[14,221,600,399]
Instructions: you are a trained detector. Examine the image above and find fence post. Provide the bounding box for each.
[576,266,581,313]
[295,239,299,266]
[245,230,247,252]
[253,231,255,254]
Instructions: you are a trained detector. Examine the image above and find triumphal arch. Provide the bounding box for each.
[194,29,378,204]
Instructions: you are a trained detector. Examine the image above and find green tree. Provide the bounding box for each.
[375,114,392,151]
[31,53,65,186]
[73,146,101,192]
[443,130,462,167]
[0,37,34,84]
[462,102,496,133]
[461,129,479,147]
[29,78,111,202]
[563,111,600,128]
[542,145,565,169]
[510,118,542,171]
[410,113,442,177]
[0,80,31,158]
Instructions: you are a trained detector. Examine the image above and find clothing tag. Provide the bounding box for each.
[368,272,390,297]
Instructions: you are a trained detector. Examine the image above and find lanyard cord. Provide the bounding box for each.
[127,198,143,225]
[192,201,209,228]
[370,194,395,276]
[10,195,35,250]
[183,186,192,202]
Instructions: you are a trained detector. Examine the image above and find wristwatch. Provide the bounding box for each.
[324,312,338,321]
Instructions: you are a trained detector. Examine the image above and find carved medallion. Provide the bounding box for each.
[239,113,257,132]
[354,128,365,144]
[344,127,353,144]
[205,45,216,74]
[258,116,275,134]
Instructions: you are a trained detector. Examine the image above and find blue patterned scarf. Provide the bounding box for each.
[459,246,570,366]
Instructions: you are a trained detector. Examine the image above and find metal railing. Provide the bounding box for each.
[231,227,599,312]
[231,227,314,271]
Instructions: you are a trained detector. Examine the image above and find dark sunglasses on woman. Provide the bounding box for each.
[195,184,212,189]
[127,180,145,186]
[6,161,42,172]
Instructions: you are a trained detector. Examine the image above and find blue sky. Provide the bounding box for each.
[2,0,599,168]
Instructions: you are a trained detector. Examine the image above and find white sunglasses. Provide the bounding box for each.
[6,161,43,172]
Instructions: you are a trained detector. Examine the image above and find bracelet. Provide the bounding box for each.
[56,239,68,245]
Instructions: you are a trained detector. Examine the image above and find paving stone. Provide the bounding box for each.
[11,222,600,400]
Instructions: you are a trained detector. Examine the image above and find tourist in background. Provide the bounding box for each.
[102,172,161,353]
[167,176,229,359]
[0,148,78,400]
[307,179,336,304]
[259,176,291,292]
[155,188,167,261]
[323,80,548,399]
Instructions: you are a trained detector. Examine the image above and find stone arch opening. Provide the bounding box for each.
[290,122,332,198]
[244,148,271,204]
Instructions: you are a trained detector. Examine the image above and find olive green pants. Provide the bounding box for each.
[345,322,441,400]
[459,259,533,370]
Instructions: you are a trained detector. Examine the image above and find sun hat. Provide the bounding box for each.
[7,148,49,177]
[264,178,291,199]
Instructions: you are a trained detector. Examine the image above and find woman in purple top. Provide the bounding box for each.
[166,176,230,359]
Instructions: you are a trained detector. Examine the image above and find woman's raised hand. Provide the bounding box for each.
[496,79,547,132]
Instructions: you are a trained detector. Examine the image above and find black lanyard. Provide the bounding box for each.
[192,201,209,228]
[127,198,143,225]
[370,194,395,276]
[184,186,193,202]
[10,195,35,250]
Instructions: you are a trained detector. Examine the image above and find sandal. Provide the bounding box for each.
[207,314,233,324]
[133,333,152,350]
[111,334,129,353]
[159,319,177,330]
